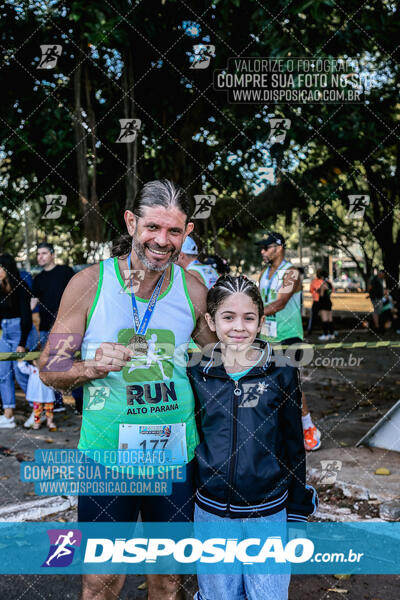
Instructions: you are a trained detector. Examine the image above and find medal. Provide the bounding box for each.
[126,254,166,355]
[128,333,148,355]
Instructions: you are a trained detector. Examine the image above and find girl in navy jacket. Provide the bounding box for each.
[188,275,317,600]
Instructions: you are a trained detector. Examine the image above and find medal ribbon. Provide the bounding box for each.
[126,254,166,335]
[264,260,287,304]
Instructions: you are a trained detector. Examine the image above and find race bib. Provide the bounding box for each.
[118,423,188,465]
[263,319,277,338]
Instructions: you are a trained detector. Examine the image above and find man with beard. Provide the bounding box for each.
[39,179,216,600]
[257,232,321,451]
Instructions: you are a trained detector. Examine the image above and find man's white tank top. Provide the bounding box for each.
[78,257,199,464]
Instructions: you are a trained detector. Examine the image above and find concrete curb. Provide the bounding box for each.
[0,496,77,522]
[314,501,383,522]
[307,467,393,502]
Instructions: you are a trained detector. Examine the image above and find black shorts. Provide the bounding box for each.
[319,299,332,311]
[78,460,195,523]
[281,337,303,346]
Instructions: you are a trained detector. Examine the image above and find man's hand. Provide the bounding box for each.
[83,343,133,380]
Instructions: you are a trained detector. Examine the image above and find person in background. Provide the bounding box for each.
[17,359,56,430]
[257,233,321,451]
[0,254,32,428]
[380,290,394,332]
[298,266,305,315]
[17,264,40,353]
[307,268,324,335]
[318,270,334,341]
[394,302,400,334]
[203,254,230,276]
[19,267,33,290]
[29,242,74,417]
[368,269,385,332]
[176,236,219,289]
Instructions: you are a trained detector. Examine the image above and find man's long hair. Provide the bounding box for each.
[112,179,190,257]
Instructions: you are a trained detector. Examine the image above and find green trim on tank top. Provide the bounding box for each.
[86,261,104,328]
[181,267,196,329]
[113,257,174,302]
[189,264,207,286]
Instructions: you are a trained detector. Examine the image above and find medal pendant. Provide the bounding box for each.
[128,334,148,356]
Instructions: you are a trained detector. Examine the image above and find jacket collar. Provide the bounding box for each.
[200,338,272,378]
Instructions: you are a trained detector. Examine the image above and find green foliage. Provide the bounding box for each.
[0,0,399,288]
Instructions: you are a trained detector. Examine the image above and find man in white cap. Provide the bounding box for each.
[176,236,219,289]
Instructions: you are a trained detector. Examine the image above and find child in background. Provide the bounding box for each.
[17,360,57,431]
[189,275,317,600]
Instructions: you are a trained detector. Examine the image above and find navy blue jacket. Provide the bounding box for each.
[188,340,318,522]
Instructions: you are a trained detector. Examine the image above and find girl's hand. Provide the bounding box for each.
[16,346,26,354]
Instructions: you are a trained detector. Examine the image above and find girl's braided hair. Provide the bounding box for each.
[206,275,264,320]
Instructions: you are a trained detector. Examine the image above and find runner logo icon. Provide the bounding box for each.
[37,45,62,69]
[85,386,110,411]
[268,118,291,144]
[239,382,269,408]
[42,194,67,219]
[119,328,175,382]
[319,460,342,484]
[347,195,370,219]
[191,194,216,219]
[189,44,215,69]
[42,529,82,567]
[116,119,141,143]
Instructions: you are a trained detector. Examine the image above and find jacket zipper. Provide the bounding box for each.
[226,379,240,516]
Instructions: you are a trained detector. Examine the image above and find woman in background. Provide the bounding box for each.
[0,253,32,428]
[318,270,334,341]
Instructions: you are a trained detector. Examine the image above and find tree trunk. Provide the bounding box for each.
[123,48,138,210]
[364,165,400,300]
[361,245,374,290]
[73,54,90,240]
[84,63,102,242]
[382,253,400,301]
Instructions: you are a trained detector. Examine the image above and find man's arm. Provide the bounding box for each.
[39,264,132,391]
[186,267,207,287]
[185,271,217,348]
[31,275,40,311]
[264,267,301,316]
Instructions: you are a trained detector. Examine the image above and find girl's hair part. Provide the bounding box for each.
[207,275,264,320]
[112,179,190,257]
